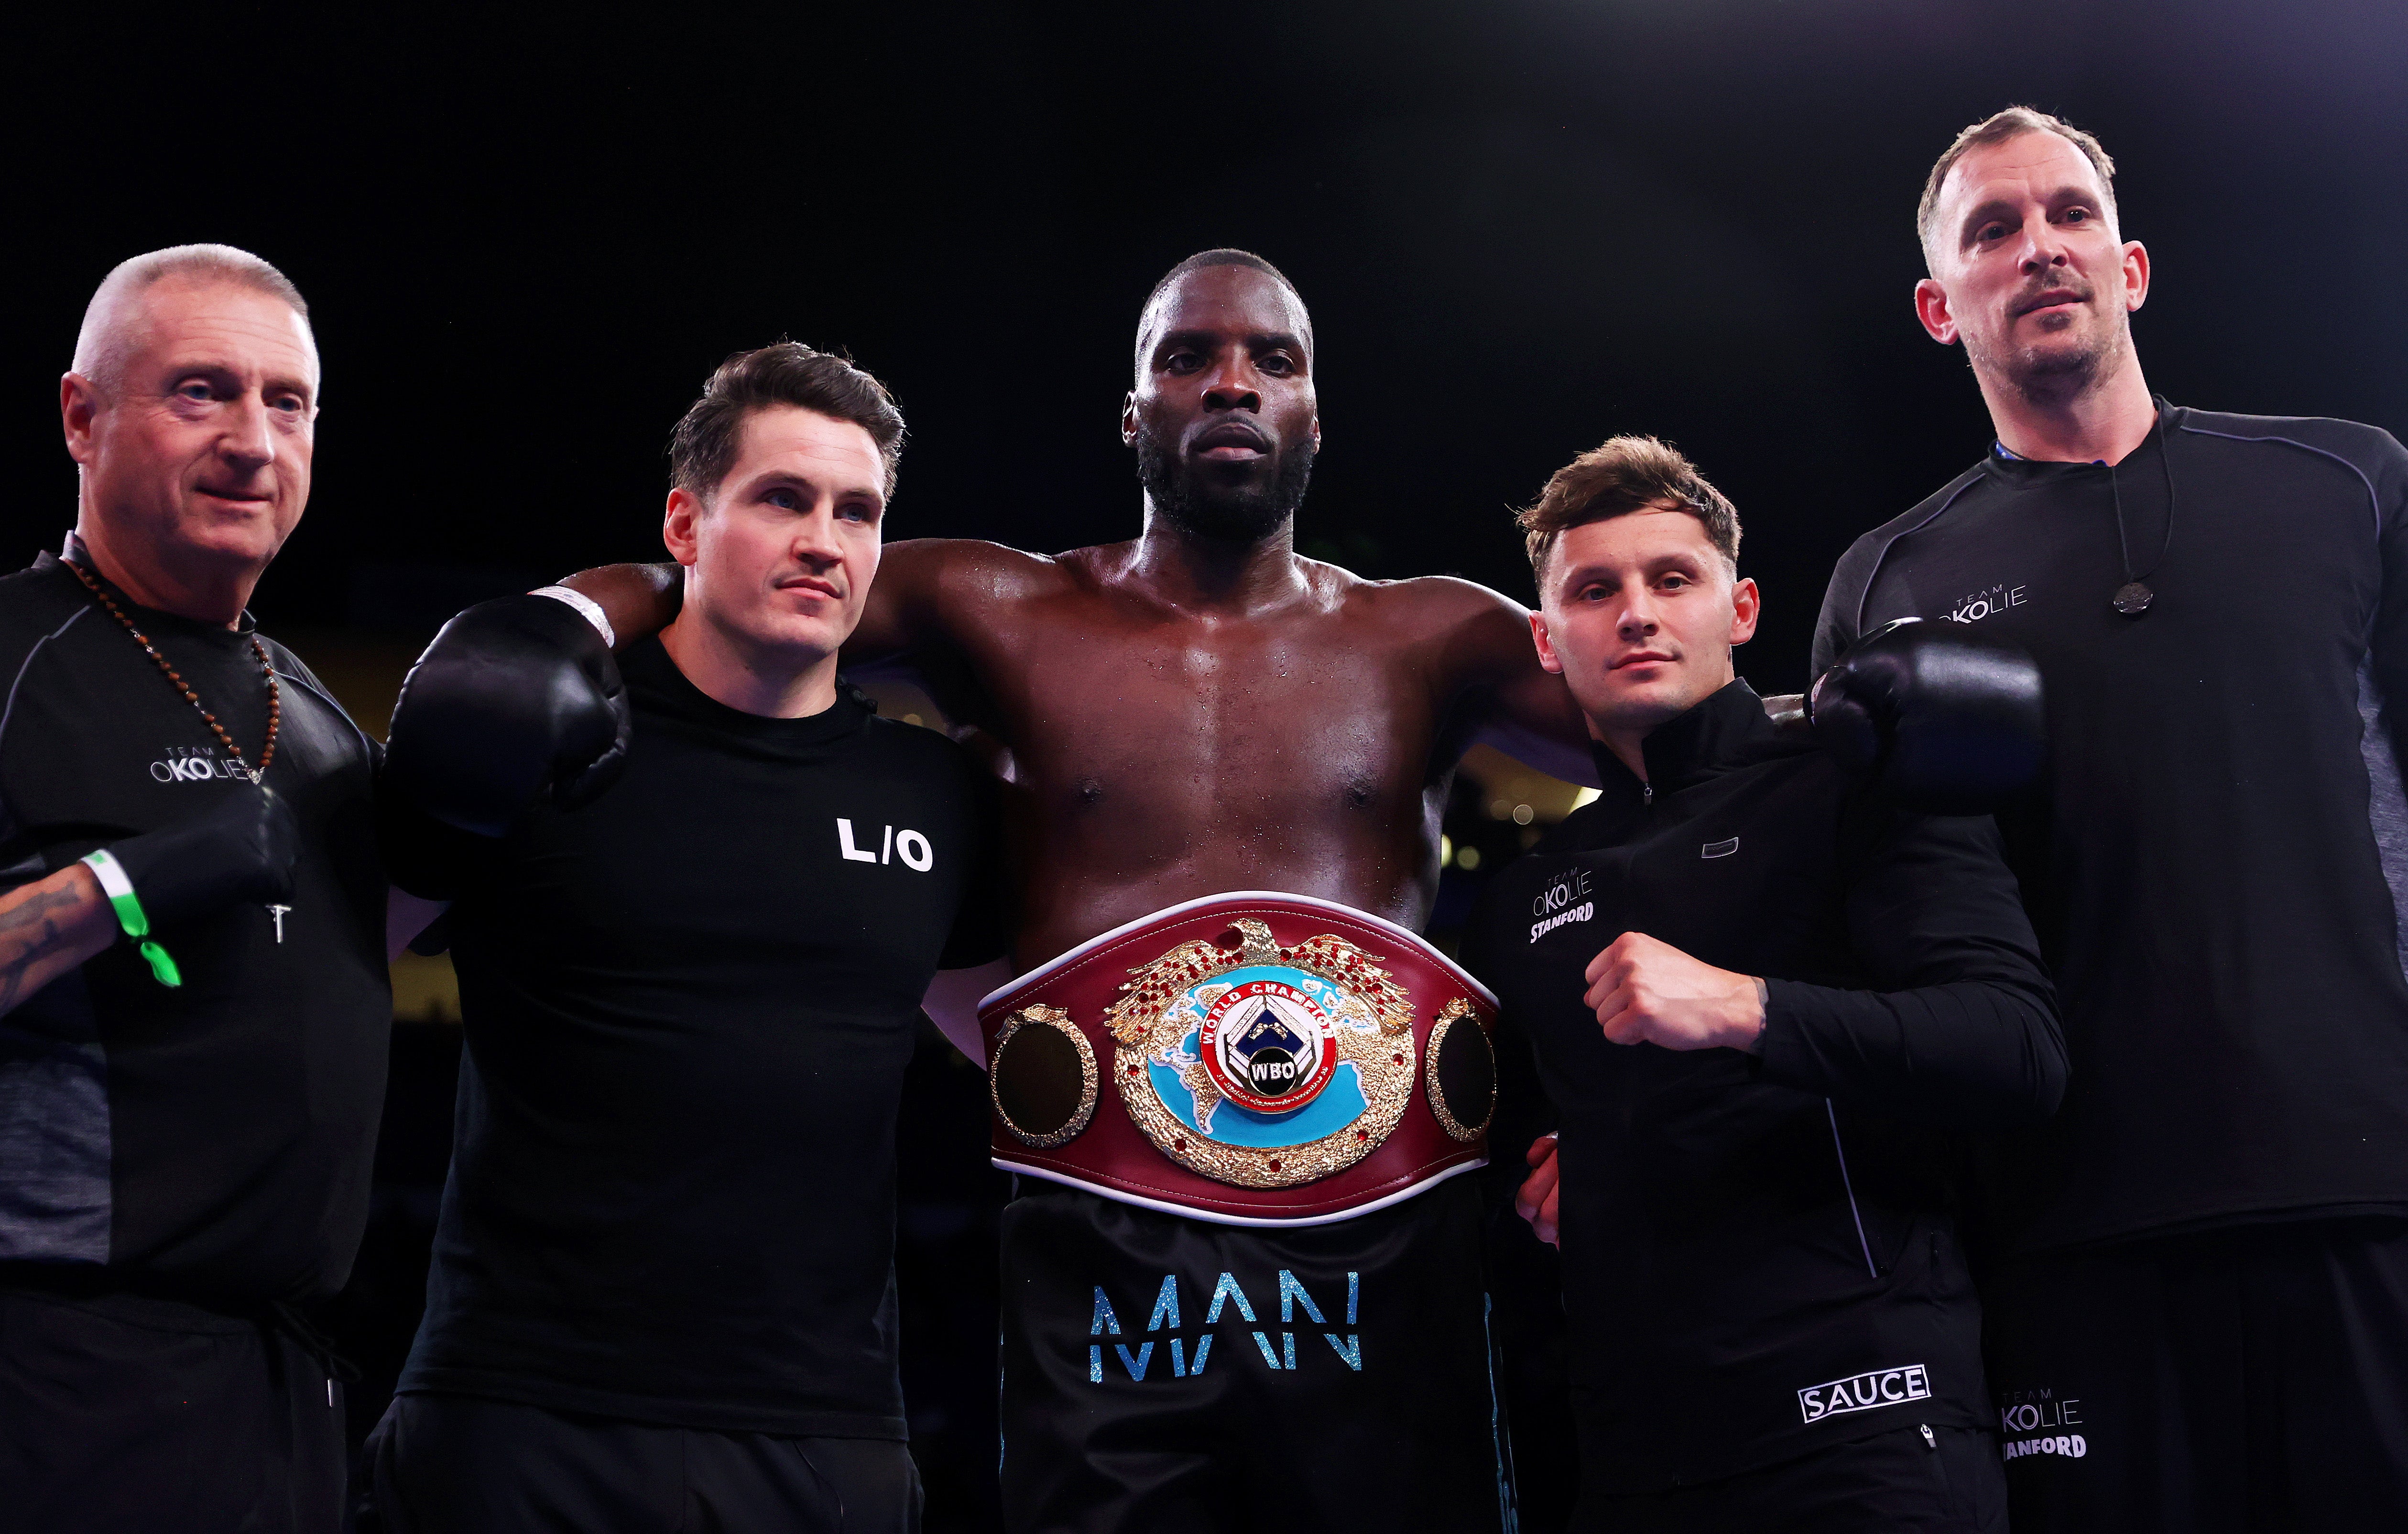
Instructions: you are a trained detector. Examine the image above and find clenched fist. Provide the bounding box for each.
[1583,931,1766,1053]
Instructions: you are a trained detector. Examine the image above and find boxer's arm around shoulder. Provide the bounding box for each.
[1755,808,2067,1128]
[1418,577,1599,786]
[0,866,116,1017]
[555,538,1010,670]
[839,537,971,671]
[557,561,682,647]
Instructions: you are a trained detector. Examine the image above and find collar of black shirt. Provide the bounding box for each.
[1983,396,2178,483]
[1584,678,1788,808]
[44,537,261,639]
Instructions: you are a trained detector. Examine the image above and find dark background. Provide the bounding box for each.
[12,2,2406,1528]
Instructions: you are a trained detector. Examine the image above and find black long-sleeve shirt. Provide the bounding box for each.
[1465,679,2064,1490]
[1815,403,2408,1258]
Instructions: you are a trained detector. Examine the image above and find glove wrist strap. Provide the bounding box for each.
[529,586,615,649]
[79,849,183,987]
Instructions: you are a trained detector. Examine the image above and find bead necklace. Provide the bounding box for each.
[64,559,279,782]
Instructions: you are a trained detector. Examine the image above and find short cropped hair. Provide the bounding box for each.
[1135,248,1313,375]
[667,341,906,500]
[74,243,311,394]
[1517,435,1741,579]
[1918,106,2119,263]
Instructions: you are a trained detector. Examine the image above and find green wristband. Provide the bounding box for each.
[79,849,183,987]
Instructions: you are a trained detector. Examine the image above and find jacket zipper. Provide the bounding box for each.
[1825,1099,1879,1278]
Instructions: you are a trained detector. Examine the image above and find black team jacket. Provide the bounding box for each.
[1814,403,2408,1259]
[1464,679,2066,1490]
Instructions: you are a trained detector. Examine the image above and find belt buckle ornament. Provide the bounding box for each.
[1104,918,1416,1188]
[1422,997,1495,1142]
[991,1005,1100,1149]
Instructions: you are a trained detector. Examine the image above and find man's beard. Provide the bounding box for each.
[1134,422,1316,544]
[1971,291,2129,405]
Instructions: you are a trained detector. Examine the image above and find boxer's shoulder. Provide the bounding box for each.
[856,539,1082,663]
[1326,572,1539,684]
[1362,570,1526,622]
[882,536,1079,600]
[1280,566,1525,631]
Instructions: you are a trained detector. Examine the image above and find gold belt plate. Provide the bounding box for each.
[1102,918,1418,1189]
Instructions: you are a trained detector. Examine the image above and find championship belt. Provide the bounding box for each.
[978,891,1500,1226]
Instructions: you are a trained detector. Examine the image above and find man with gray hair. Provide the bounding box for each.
[1808,107,2408,1529]
[0,246,420,1533]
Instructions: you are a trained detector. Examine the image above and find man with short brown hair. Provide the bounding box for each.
[1473,435,2059,1532]
[1517,432,1743,570]
[1816,105,2408,1530]
[370,342,1005,1533]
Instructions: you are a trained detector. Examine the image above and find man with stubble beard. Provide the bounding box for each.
[392,250,1594,1532]
[1809,108,2408,1530]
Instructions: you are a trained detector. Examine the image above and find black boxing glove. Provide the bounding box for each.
[1808,617,2045,814]
[97,786,300,924]
[382,593,632,837]
[81,788,301,986]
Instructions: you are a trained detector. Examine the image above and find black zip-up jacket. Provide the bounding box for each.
[1464,680,2065,1491]
[1815,403,2408,1258]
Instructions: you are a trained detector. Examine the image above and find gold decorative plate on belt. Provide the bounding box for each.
[1102,918,1417,1188]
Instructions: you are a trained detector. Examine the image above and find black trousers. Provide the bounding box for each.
[365,1391,922,1534]
[0,1284,346,1534]
[1983,1215,2408,1533]
[997,1177,1516,1534]
[1577,1423,2007,1533]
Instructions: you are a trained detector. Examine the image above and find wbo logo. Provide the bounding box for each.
[1107,918,1418,1191]
[1146,961,1374,1150]
[1203,980,1337,1112]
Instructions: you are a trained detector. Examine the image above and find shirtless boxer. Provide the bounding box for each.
[394,246,2019,1529]
[395,251,1586,1533]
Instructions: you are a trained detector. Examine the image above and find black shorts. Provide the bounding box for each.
[364,1392,922,1534]
[1982,1215,2408,1533]
[997,1175,1515,1534]
[1578,1422,2005,1534]
[0,1284,346,1534]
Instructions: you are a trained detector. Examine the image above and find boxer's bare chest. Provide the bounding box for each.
[946,575,1464,965]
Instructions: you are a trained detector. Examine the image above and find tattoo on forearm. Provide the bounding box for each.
[0,885,94,1013]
